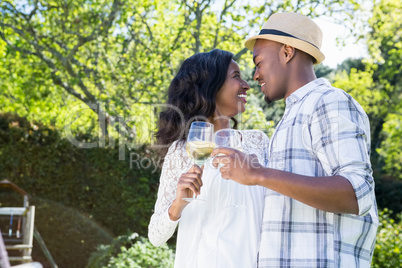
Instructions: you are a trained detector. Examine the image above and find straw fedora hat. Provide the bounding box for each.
[245,13,325,64]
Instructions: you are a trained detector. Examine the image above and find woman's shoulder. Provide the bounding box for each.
[162,140,192,172]
[165,140,186,157]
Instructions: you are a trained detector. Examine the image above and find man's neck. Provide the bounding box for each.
[284,64,317,100]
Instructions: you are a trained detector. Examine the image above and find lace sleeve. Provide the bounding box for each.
[241,130,270,166]
[148,140,192,247]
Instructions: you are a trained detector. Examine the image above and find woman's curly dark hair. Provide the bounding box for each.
[155,49,237,156]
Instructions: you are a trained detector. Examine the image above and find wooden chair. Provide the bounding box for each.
[0,228,42,268]
[0,180,35,264]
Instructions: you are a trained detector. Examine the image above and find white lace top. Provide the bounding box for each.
[148,130,269,268]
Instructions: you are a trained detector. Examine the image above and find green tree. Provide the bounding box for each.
[326,0,402,180]
[336,58,365,73]
[365,0,402,179]
[367,0,402,87]
[377,112,402,180]
[1,0,362,144]
[314,63,334,79]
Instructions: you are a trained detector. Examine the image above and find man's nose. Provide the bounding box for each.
[253,69,259,81]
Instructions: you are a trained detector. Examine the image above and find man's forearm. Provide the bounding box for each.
[253,168,359,214]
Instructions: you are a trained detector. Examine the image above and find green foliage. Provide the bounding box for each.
[87,233,174,268]
[0,113,161,237]
[86,234,138,268]
[314,64,334,79]
[377,113,402,180]
[108,237,174,268]
[335,58,365,74]
[332,68,387,131]
[328,0,402,181]
[367,0,402,86]
[372,209,402,268]
[334,68,382,113]
[375,176,402,217]
[0,0,361,143]
[236,89,274,137]
[362,0,402,180]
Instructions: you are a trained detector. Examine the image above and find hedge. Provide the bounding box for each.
[0,113,162,267]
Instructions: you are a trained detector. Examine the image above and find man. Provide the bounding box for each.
[212,13,378,267]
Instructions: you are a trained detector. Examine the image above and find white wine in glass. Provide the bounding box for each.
[183,121,215,202]
[186,140,216,167]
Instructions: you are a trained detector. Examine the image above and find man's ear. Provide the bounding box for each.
[283,45,296,63]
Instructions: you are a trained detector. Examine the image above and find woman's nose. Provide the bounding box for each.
[243,80,250,90]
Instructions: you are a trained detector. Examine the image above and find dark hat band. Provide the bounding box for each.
[258,29,319,49]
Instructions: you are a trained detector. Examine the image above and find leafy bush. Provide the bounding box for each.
[372,209,402,268]
[0,113,162,266]
[375,176,402,218]
[0,113,161,237]
[86,233,174,268]
[377,113,402,181]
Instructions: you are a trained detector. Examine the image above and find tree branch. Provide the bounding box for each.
[212,0,236,48]
[0,22,92,105]
[140,13,154,42]
[9,4,108,104]
[234,47,249,61]
[200,0,212,13]
[0,29,36,56]
[67,0,122,61]
[193,2,203,53]
[27,0,39,22]
[161,9,192,62]
[20,27,97,104]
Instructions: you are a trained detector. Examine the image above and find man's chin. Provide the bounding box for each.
[264,96,273,104]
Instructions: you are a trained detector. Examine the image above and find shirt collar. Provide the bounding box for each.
[286,78,330,106]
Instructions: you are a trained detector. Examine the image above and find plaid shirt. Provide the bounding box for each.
[259,78,378,268]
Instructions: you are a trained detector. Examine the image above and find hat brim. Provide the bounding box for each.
[245,34,325,65]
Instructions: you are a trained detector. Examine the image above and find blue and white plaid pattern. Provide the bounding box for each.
[258,78,378,268]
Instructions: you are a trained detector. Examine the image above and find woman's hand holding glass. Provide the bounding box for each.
[176,164,203,203]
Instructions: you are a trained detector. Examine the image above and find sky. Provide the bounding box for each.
[313,17,369,69]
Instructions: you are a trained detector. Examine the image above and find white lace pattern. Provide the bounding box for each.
[148,129,269,247]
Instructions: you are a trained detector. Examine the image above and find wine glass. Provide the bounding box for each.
[215,128,242,151]
[184,121,215,202]
[214,129,242,168]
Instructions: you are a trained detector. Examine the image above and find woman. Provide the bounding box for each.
[148,49,269,267]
